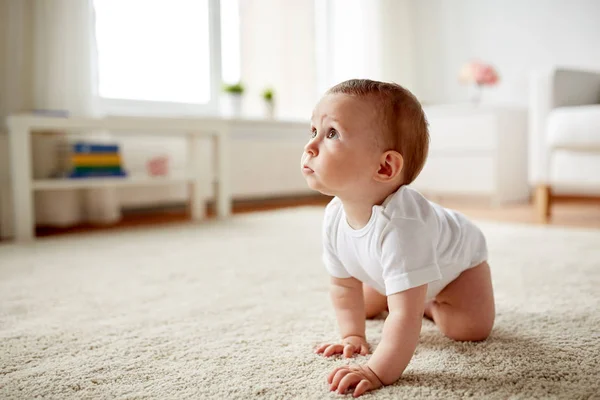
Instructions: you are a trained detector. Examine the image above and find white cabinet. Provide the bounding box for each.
[412,105,529,204]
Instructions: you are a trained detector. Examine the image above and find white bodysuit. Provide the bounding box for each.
[322,185,488,300]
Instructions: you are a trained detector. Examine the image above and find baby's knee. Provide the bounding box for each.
[444,326,491,342]
[461,325,492,342]
[443,316,494,342]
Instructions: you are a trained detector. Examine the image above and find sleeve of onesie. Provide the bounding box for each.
[321,202,352,279]
[322,234,351,278]
[379,218,442,296]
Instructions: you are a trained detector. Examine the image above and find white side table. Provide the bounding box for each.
[413,104,529,204]
[6,114,233,242]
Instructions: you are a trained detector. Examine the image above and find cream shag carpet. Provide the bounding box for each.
[1,207,599,400]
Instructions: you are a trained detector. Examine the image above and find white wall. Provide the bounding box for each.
[411,0,600,106]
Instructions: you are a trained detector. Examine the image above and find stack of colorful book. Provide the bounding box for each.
[58,141,127,179]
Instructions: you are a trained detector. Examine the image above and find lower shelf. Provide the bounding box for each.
[32,176,194,191]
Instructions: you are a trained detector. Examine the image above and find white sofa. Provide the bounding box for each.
[529,68,600,222]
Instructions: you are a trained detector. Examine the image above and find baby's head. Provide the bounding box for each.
[301,79,429,200]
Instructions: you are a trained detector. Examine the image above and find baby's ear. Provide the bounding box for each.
[374,151,403,183]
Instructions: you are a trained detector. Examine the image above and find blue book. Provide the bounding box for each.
[72,142,120,154]
[68,170,127,179]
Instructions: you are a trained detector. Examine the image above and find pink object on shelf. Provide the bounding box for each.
[459,61,500,86]
[146,156,169,176]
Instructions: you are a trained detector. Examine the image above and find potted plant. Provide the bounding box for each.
[222,82,244,117]
[262,87,275,119]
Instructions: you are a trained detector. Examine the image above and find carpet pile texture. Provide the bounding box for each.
[1,207,599,399]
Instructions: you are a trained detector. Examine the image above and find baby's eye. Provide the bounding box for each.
[310,128,317,138]
[327,129,339,139]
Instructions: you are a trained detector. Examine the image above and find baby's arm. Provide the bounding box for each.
[331,276,365,338]
[367,284,427,384]
[316,276,368,357]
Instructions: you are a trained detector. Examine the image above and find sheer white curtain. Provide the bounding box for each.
[237,0,415,120]
[0,0,116,231]
[0,0,33,237]
[239,0,318,119]
[31,0,120,227]
[316,0,416,94]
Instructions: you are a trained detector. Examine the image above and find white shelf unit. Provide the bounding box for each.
[6,114,237,242]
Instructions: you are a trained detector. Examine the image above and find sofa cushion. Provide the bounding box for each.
[547,105,600,150]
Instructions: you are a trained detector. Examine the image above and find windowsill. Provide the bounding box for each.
[99,113,309,126]
[94,98,308,125]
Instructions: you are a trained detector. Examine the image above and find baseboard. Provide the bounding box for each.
[121,193,333,217]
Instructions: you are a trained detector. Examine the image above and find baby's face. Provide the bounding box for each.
[301,93,382,197]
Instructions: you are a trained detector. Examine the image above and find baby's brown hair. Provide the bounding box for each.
[326,79,429,185]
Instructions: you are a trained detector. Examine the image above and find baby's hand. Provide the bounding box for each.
[328,364,383,397]
[315,335,369,358]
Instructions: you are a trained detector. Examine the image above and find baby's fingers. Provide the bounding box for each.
[359,344,369,356]
[327,366,346,384]
[323,344,344,357]
[337,373,362,394]
[353,379,372,397]
[315,343,332,354]
[327,367,339,384]
[343,344,357,358]
[330,368,352,391]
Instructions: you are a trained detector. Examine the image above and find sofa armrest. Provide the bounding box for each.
[528,68,600,185]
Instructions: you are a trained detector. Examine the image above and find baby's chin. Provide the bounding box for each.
[304,177,335,197]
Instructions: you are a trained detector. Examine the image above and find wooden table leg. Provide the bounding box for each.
[535,184,551,223]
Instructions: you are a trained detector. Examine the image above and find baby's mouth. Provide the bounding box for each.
[301,155,314,173]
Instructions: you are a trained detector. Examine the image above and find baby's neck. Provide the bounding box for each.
[340,187,398,230]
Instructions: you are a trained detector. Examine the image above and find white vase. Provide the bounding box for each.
[264,101,275,119]
[223,94,243,117]
[469,84,483,105]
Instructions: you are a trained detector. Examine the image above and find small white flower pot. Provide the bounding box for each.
[264,101,275,119]
[222,94,243,117]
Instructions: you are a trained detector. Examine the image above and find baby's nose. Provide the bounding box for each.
[304,140,318,156]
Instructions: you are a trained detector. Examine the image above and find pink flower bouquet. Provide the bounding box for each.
[459,61,499,86]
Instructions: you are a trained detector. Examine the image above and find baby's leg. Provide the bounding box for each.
[424,261,495,341]
[363,284,388,319]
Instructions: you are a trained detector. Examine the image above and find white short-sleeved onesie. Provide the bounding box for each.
[322,185,488,300]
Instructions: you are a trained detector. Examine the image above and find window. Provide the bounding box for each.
[220,0,240,85]
[93,0,240,115]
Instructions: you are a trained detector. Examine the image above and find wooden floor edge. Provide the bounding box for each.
[30,194,333,238]
[0,193,598,241]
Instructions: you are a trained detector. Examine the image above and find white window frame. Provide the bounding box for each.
[94,0,223,117]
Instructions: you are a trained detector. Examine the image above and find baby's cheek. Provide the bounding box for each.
[331,165,356,186]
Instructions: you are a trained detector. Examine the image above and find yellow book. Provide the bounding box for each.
[71,154,122,166]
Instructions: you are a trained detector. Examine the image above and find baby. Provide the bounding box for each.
[301,79,495,397]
